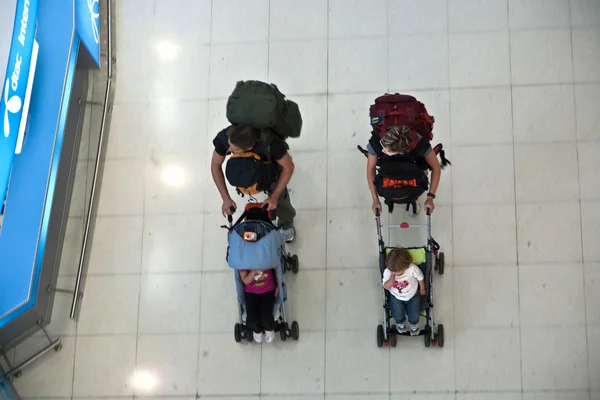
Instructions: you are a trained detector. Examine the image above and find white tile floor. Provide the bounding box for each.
[8,0,600,399]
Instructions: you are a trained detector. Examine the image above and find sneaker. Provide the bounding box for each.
[409,323,419,336]
[264,330,275,344]
[282,226,296,243]
[253,332,263,343]
[396,322,406,333]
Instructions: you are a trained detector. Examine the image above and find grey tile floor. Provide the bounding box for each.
[6,0,600,399]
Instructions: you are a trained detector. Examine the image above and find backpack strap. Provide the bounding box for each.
[368,135,384,158]
[251,134,277,159]
[413,137,431,158]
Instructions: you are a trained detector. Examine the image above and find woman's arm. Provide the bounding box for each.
[367,154,381,213]
[424,151,442,213]
[424,151,441,196]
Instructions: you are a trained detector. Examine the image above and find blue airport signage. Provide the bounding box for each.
[76,0,101,67]
[0,0,39,209]
[0,0,78,327]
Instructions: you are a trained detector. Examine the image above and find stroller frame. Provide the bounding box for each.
[224,204,300,343]
[375,210,445,348]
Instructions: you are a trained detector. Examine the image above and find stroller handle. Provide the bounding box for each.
[227,206,236,224]
[380,213,431,230]
[380,223,428,229]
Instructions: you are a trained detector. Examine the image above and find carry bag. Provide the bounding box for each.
[226,80,303,140]
[369,93,435,149]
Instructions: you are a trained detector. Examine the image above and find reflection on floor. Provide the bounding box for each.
[9,0,600,399]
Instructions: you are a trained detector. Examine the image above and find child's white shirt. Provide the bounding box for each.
[382,264,424,301]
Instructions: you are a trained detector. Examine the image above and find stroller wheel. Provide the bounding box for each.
[377,325,384,348]
[437,252,445,275]
[390,333,397,348]
[291,321,300,340]
[291,255,299,274]
[424,327,431,348]
[437,324,445,348]
[234,323,242,343]
[246,326,253,343]
[280,323,289,341]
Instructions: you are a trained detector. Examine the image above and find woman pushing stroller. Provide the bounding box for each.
[360,93,450,216]
[366,125,443,215]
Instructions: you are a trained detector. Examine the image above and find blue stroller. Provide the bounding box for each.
[224,203,300,343]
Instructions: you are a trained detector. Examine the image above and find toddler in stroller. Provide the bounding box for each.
[383,247,426,336]
[224,203,300,343]
[375,210,445,348]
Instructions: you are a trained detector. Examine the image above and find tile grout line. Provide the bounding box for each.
[385,0,392,395]
[108,78,600,106]
[569,0,592,394]
[445,0,458,395]
[506,0,525,394]
[131,0,158,396]
[259,0,273,396]
[323,0,330,396]
[196,0,216,396]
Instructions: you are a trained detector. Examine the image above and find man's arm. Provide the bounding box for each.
[269,152,295,199]
[210,150,236,216]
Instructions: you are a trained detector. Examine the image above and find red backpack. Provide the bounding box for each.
[369,94,435,150]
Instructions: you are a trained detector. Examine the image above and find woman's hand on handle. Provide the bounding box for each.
[424,197,435,214]
[372,199,382,215]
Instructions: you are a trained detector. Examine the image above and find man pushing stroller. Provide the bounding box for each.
[210,81,302,243]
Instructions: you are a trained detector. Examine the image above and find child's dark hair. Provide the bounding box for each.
[385,248,413,273]
[228,125,258,149]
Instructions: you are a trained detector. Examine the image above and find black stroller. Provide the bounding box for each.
[375,209,445,348]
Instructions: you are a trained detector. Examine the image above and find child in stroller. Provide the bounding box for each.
[375,209,445,348]
[224,203,300,343]
[383,247,426,336]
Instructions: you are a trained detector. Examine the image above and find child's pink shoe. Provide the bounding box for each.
[253,332,263,343]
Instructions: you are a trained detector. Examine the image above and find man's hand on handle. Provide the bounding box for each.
[221,198,237,217]
[264,194,279,211]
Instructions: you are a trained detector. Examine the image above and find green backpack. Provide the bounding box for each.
[226,80,303,140]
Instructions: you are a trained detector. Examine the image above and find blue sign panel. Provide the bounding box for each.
[0,0,39,210]
[76,0,100,67]
[0,0,77,327]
